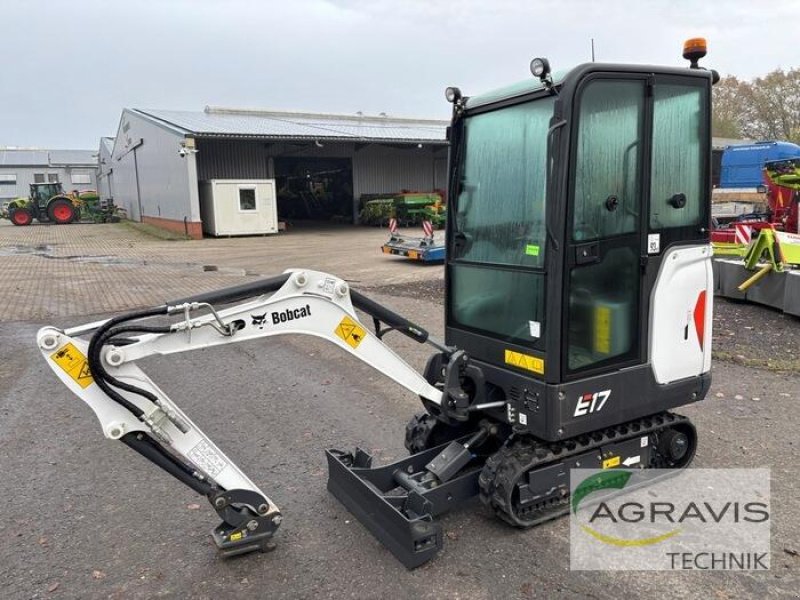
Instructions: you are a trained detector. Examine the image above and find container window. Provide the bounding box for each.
[239,188,256,211]
[0,174,16,184]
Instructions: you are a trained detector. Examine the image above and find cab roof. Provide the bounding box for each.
[465,70,568,109]
[464,62,712,110]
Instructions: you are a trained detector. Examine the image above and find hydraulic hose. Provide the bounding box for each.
[87,305,170,418]
[90,324,173,408]
[120,432,216,496]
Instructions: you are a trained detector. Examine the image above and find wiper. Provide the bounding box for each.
[545,118,567,252]
[448,122,466,235]
[452,182,478,257]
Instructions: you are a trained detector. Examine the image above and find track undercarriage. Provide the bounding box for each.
[327,411,697,568]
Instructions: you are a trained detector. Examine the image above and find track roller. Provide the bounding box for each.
[479,412,697,528]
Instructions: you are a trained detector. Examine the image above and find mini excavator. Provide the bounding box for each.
[39,40,717,568]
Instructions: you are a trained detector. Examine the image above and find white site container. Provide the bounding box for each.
[199,179,278,236]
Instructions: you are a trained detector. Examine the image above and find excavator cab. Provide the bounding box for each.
[328,49,716,566]
[444,59,714,442]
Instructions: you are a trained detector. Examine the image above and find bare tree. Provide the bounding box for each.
[738,68,800,144]
[712,76,746,139]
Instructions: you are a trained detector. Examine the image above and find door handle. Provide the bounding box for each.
[575,242,599,265]
[453,231,471,256]
[669,193,687,209]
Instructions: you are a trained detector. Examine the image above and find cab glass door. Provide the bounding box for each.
[565,78,646,375]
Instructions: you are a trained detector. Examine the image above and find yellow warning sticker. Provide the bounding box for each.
[602,456,621,469]
[594,305,611,355]
[335,316,367,349]
[504,349,545,375]
[50,343,94,388]
[229,531,243,542]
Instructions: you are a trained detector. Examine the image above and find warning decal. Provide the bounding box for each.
[504,349,545,375]
[335,316,367,349]
[188,439,227,478]
[51,343,94,388]
[594,306,611,355]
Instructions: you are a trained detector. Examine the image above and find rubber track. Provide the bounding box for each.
[478,412,693,528]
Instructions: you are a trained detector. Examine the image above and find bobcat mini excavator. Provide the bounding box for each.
[38,40,716,569]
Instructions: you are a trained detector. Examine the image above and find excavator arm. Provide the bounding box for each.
[36,269,467,557]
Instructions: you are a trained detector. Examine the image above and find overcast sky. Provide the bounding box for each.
[3,0,798,149]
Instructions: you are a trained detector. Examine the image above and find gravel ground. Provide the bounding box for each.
[711,298,800,372]
[370,278,800,373]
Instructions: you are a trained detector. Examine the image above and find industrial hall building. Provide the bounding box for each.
[105,106,449,238]
[0,148,97,205]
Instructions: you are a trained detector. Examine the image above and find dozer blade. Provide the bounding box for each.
[326,440,481,569]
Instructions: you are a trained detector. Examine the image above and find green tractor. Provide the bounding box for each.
[7,182,80,226]
[5,183,119,226]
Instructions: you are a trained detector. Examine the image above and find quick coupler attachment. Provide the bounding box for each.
[326,437,484,569]
[209,489,281,558]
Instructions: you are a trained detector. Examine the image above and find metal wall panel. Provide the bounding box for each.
[197,140,364,181]
[352,145,448,194]
[97,139,115,201]
[0,166,97,200]
[198,140,447,221]
[116,133,450,225]
[196,140,271,180]
[111,110,195,221]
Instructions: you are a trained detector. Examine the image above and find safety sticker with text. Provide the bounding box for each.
[51,343,94,388]
[504,349,545,375]
[335,316,366,349]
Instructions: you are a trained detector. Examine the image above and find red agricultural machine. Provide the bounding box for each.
[712,159,800,315]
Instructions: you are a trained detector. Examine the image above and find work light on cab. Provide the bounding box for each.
[445,86,462,103]
[529,57,551,81]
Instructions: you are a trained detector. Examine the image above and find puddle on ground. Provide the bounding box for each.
[0,243,251,275]
[0,244,53,256]
[0,243,135,264]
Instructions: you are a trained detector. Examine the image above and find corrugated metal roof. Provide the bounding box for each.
[134,107,449,143]
[0,148,96,167]
[49,149,96,166]
[0,149,48,166]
